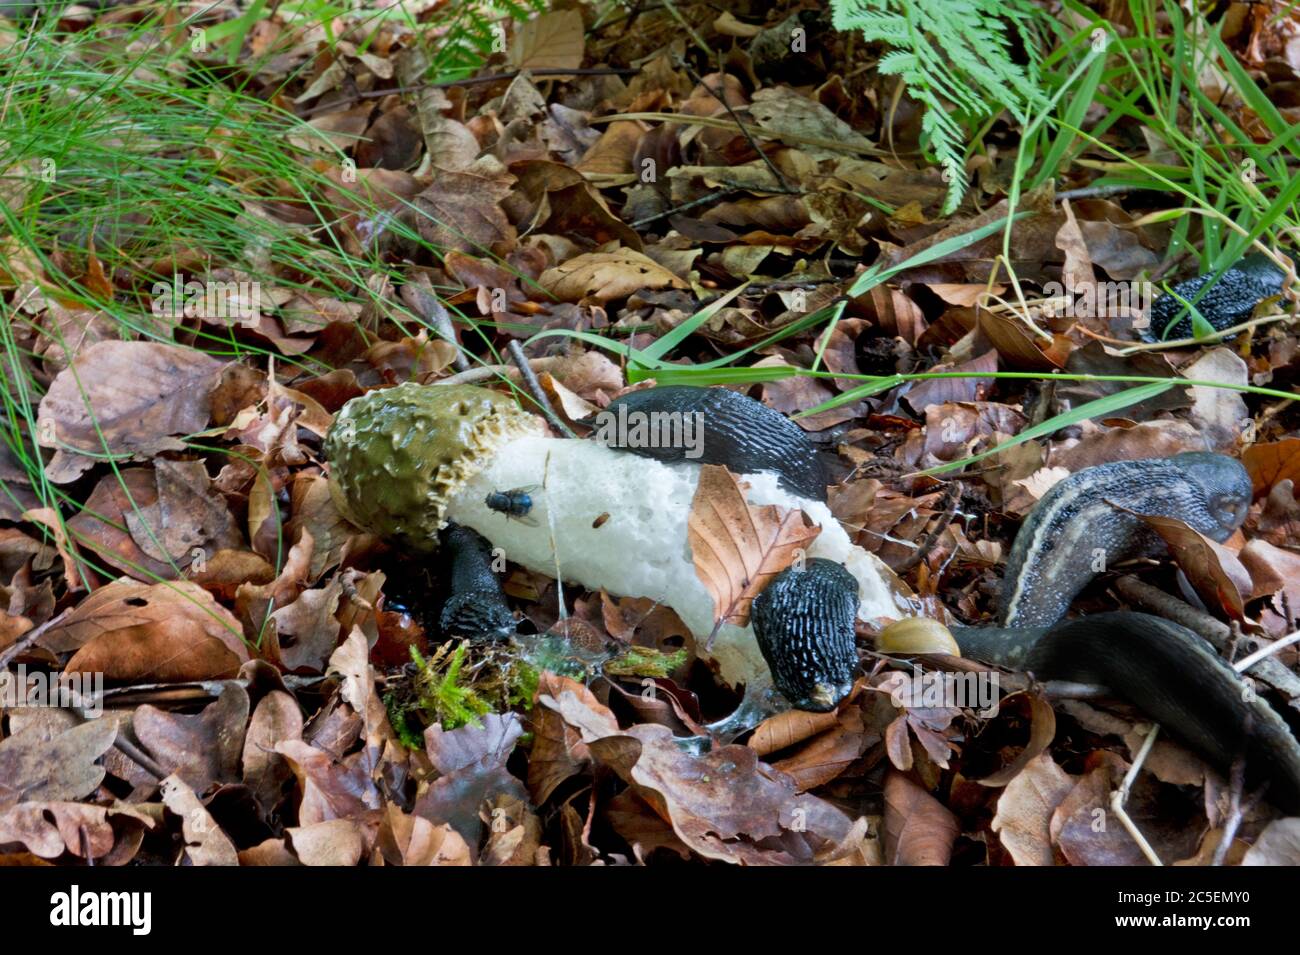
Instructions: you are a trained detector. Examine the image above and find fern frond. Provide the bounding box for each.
[832,0,1051,213]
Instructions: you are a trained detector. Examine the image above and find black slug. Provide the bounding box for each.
[1024,613,1300,813]
[586,385,829,502]
[942,453,1300,814]
[1000,452,1251,628]
[953,613,1300,813]
[438,523,517,641]
[750,559,860,712]
[1149,252,1292,340]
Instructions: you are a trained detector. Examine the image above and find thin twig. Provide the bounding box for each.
[659,0,713,56]
[673,56,794,194]
[1233,628,1300,673]
[1211,762,1243,866]
[506,340,578,438]
[1056,184,1143,201]
[744,278,840,291]
[630,187,737,230]
[1114,576,1300,702]
[59,682,170,781]
[434,356,567,387]
[895,482,960,574]
[1040,680,1111,700]
[1114,576,1229,642]
[1118,312,1294,355]
[1111,723,1164,866]
[1210,752,1266,867]
[0,608,71,670]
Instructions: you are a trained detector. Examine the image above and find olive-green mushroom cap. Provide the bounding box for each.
[323,382,543,549]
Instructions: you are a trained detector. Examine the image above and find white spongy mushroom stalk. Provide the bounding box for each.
[447,434,913,688]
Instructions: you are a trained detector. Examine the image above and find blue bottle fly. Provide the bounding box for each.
[485,486,540,526]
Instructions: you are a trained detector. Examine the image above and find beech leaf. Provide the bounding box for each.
[687,464,821,644]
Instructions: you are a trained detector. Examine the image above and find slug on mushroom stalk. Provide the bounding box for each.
[324,380,1300,813]
[324,382,914,707]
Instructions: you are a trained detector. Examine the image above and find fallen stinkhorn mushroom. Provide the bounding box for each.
[323,382,913,696]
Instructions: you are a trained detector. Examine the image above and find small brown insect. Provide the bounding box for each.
[591,512,610,528]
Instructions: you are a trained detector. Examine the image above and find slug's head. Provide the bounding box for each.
[751,558,860,712]
[323,383,543,549]
[1175,452,1253,540]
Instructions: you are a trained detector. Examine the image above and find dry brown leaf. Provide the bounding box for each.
[159,774,239,866]
[769,708,875,791]
[481,792,545,866]
[0,442,39,522]
[1049,754,1170,866]
[748,87,876,159]
[573,120,642,176]
[713,11,764,37]
[412,156,516,255]
[377,804,472,866]
[188,549,276,603]
[603,789,691,861]
[46,579,249,682]
[36,341,226,483]
[528,672,618,805]
[133,683,250,793]
[510,9,584,74]
[275,738,379,825]
[1138,514,1251,620]
[327,627,400,769]
[540,249,687,304]
[1050,421,1209,473]
[414,712,528,851]
[1184,348,1251,452]
[1243,818,1300,865]
[235,529,314,639]
[990,751,1074,866]
[975,691,1058,787]
[264,578,342,674]
[748,708,842,757]
[1240,539,1300,615]
[0,719,117,804]
[687,464,822,639]
[287,818,366,866]
[287,472,353,580]
[242,689,304,812]
[1059,699,1207,789]
[882,770,959,865]
[401,88,479,171]
[541,689,858,865]
[66,461,240,581]
[1243,438,1300,497]
[0,801,117,860]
